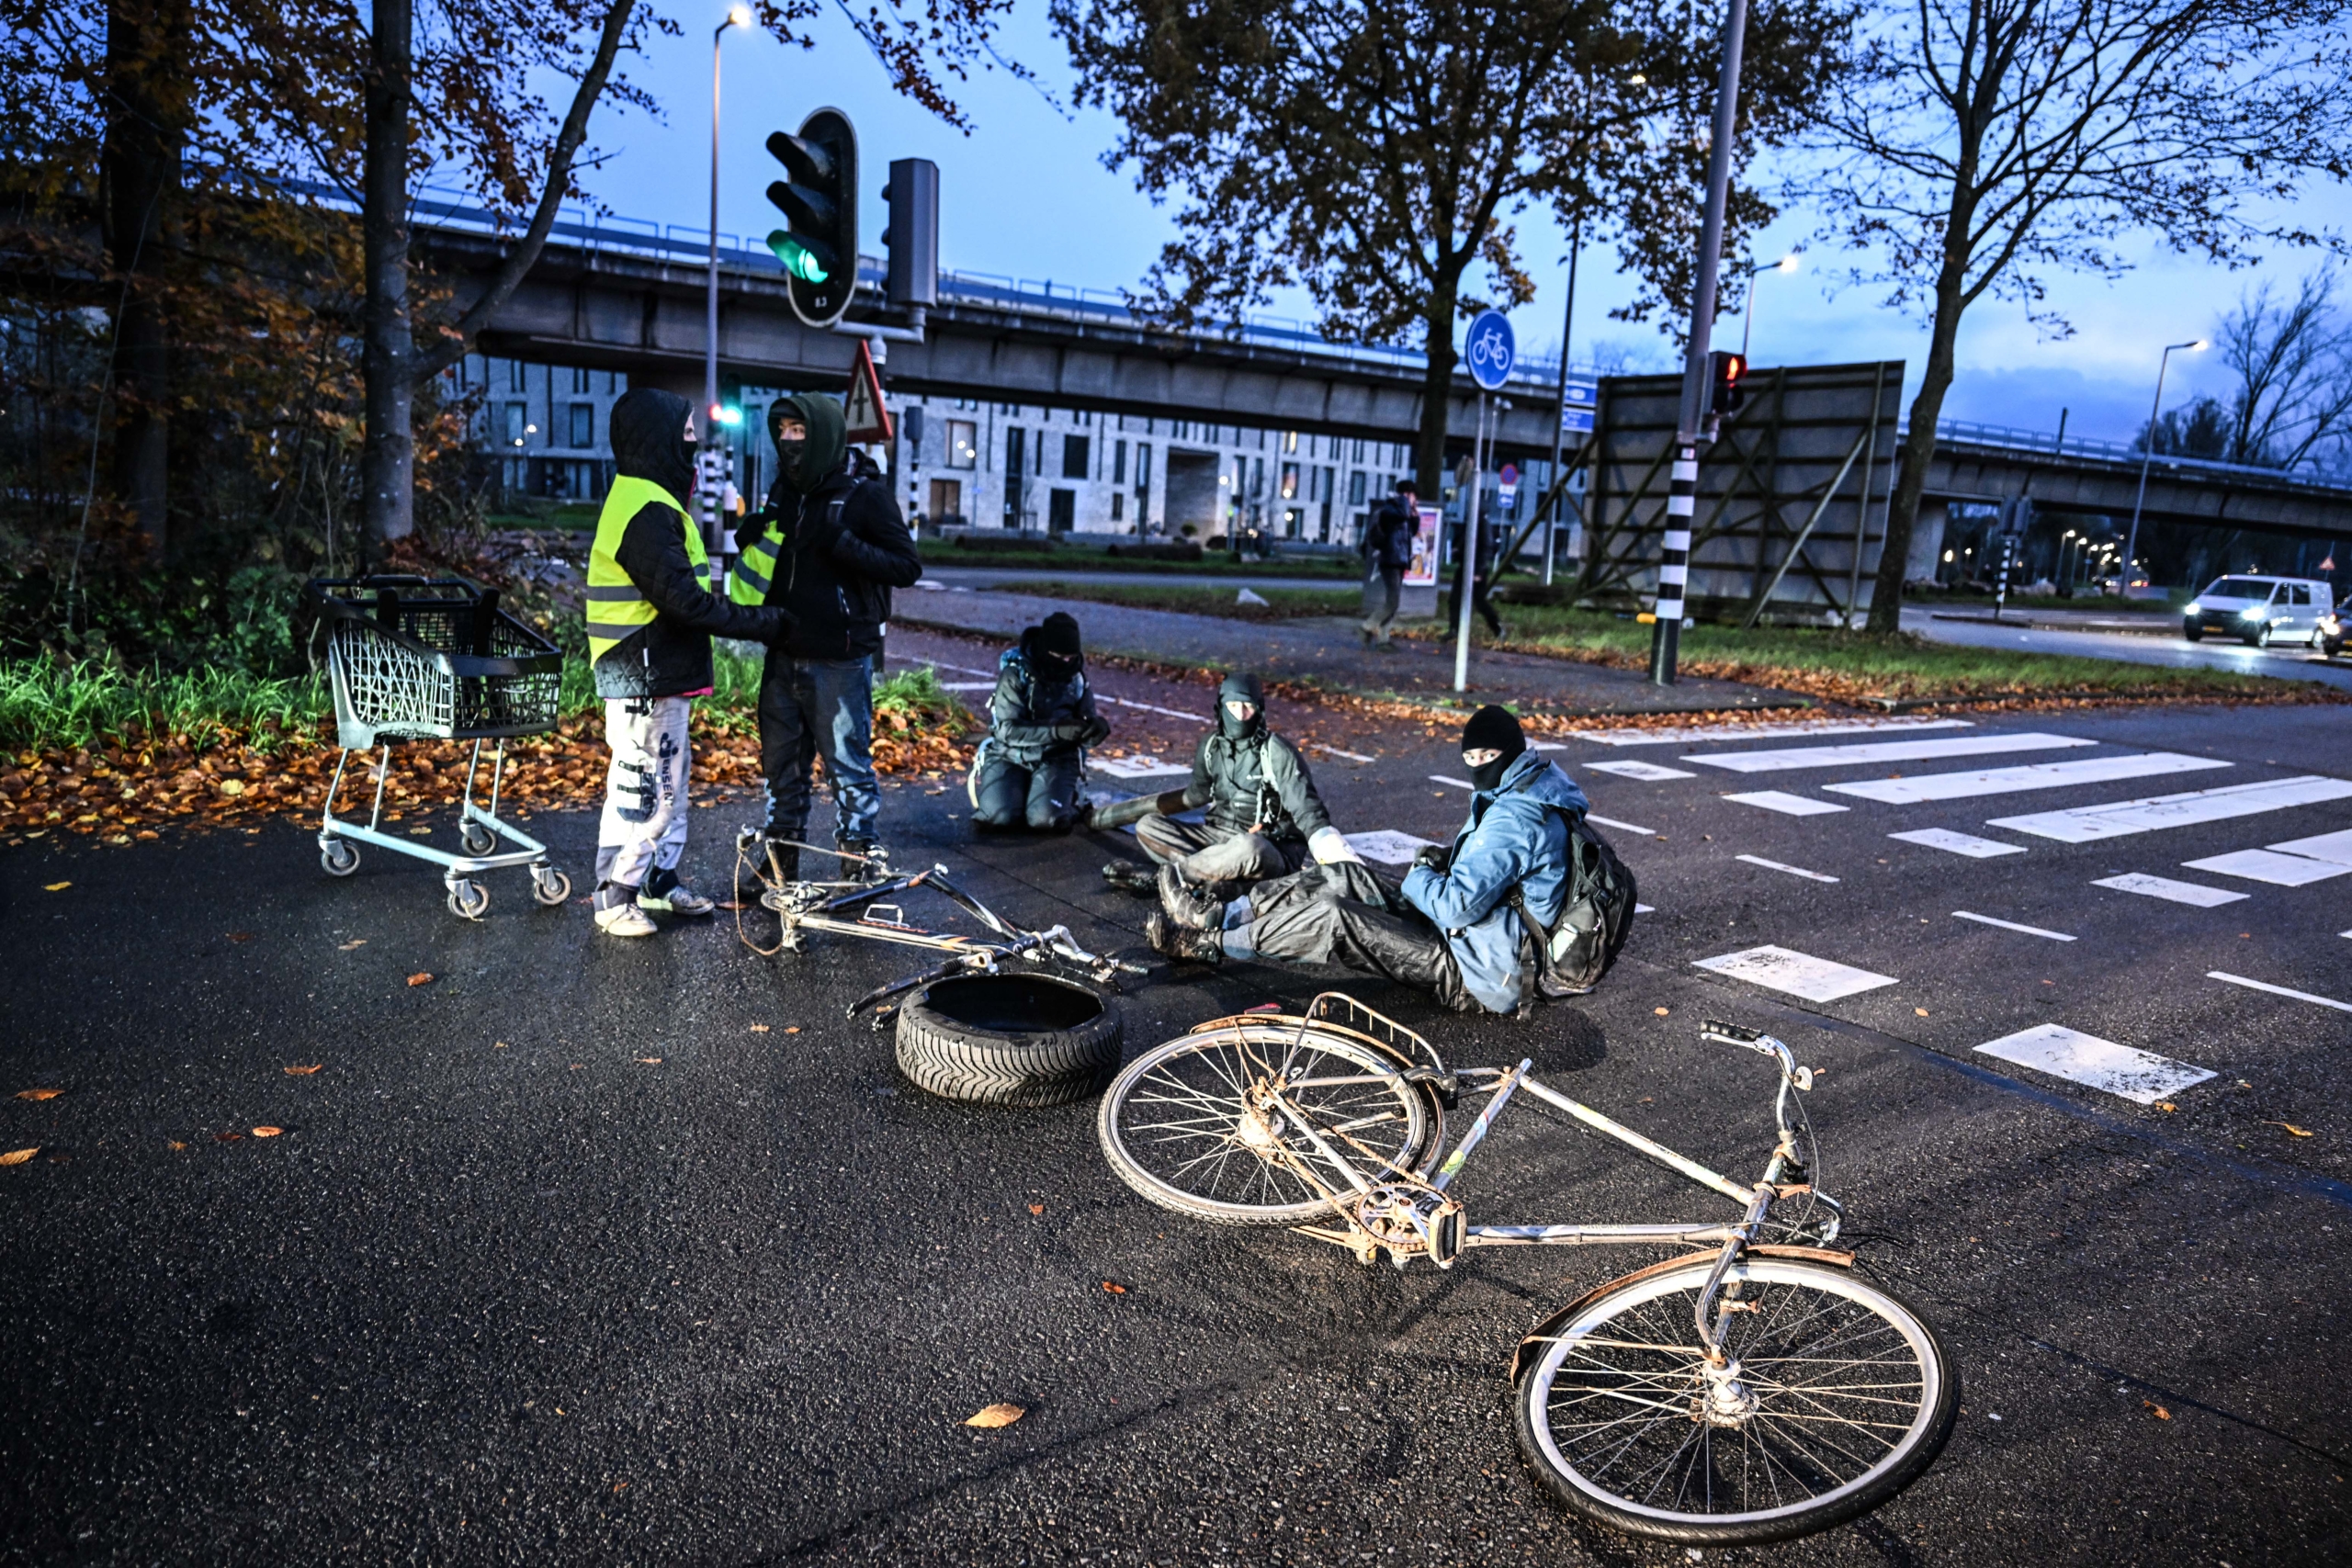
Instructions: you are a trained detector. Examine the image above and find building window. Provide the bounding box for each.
[1283,430,1299,453]
[505,403,527,446]
[569,403,593,449]
[1006,426,1025,476]
[947,420,978,469]
[1114,440,1127,484]
[1279,462,1299,501]
[509,361,526,392]
[1111,493,1125,522]
[1063,434,1091,479]
[1251,457,1264,497]
[1349,470,1367,504]
[1352,438,1366,461]
[1172,420,1189,441]
[571,366,589,393]
[1204,424,1219,445]
[1135,444,1151,491]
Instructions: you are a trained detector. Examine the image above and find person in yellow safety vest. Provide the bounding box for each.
[585,388,794,938]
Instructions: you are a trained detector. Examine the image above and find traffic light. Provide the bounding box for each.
[1709,349,1747,416]
[765,108,857,329]
[880,158,939,310]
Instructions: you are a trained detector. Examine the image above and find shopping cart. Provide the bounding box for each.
[308,576,571,919]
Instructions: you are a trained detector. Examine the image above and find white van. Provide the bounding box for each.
[2182,575,2337,648]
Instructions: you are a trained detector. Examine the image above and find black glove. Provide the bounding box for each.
[1051,723,1088,743]
[1411,844,1451,872]
[761,608,797,649]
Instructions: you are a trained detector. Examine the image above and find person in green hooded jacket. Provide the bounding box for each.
[729,392,923,881]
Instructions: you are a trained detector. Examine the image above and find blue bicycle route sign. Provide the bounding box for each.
[1464,310,1516,392]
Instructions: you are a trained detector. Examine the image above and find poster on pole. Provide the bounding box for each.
[1404,503,1442,587]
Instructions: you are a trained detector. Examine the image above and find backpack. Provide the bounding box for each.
[1507,811,1638,999]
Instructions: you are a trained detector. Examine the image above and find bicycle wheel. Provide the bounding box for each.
[1098,1023,1433,1226]
[1513,1258,1954,1545]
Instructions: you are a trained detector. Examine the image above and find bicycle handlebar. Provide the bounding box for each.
[1699,1020,1798,1078]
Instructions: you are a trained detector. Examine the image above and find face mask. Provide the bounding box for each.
[776,437,807,482]
[1467,751,1514,792]
[1035,651,1080,681]
[1220,700,1261,739]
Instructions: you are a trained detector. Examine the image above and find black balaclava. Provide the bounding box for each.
[771,391,848,495]
[1031,612,1083,681]
[609,387,696,502]
[1462,704,1526,792]
[1217,671,1266,740]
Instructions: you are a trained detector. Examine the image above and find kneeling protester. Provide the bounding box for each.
[1147,705,1636,1013]
[969,612,1109,832]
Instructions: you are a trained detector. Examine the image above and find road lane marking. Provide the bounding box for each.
[941,681,997,691]
[1889,828,2026,858]
[910,655,1206,721]
[1826,752,2230,805]
[1572,716,1970,747]
[1973,1023,2216,1105]
[1952,910,2075,941]
[1430,774,1475,790]
[1586,814,1657,836]
[1105,694,1208,720]
[1724,790,1849,816]
[1091,755,1193,780]
[1736,855,1839,882]
[2207,971,2352,1014]
[1693,945,1894,1001]
[1682,732,2092,773]
[2181,848,2352,886]
[2091,873,2248,907]
[1343,830,1438,865]
[1634,903,1655,914]
[1588,761,1696,781]
[1311,743,1375,762]
[2267,827,2352,866]
[1989,774,2352,842]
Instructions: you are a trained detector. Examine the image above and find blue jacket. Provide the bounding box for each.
[1400,751,1590,1013]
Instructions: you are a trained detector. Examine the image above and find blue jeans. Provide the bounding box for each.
[758,655,879,842]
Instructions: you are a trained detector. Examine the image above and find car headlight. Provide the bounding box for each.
[2241,606,2266,618]
[2183,602,2201,615]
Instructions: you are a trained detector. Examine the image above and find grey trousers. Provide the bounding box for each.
[595,694,691,891]
[1361,566,1404,640]
[1136,815,1305,889]
[1230,862,1473,1012]
[973,750,1086,831]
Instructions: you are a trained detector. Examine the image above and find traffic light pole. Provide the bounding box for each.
[1652,0,1750,686]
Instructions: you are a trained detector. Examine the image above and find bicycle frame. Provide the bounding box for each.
[1239,993,1845,1360]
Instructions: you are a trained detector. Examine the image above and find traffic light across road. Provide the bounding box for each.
[765,108,857,329]
[1709,349,1747,416]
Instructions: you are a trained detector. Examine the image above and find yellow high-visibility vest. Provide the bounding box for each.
[585,476,707,664]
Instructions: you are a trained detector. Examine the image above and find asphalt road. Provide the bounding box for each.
[1904,606,2352,694]
[5,679,2349,1565]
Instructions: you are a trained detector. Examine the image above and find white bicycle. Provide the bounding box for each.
[1097,994,1955,1546]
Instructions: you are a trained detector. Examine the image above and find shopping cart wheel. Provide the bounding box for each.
[531,866,571,907]
[447,880,490,920]
[321,840,360,877]
[460,822,498,857]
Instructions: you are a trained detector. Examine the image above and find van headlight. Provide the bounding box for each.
[2241,606,2265,619]
[2183,602,2202,615]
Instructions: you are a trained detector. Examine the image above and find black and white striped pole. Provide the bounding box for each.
[1652,0,1751,686]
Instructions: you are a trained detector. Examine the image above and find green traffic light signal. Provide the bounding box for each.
[767,232,829,283]
[764,113,856,329]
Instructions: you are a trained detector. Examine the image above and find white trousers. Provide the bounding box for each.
[595,695,692,891]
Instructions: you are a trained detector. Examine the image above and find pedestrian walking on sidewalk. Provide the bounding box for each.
[1360,480,1418,648]
[586,389,794,938]
[730,392,923,881]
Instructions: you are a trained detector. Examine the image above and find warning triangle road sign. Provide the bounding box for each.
[843,338,893,445]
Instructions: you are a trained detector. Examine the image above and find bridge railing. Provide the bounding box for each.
[1921,414,2352,493]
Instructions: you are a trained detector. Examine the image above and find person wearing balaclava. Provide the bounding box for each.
[1105,671,1341,913]
[1147,705,1619,1018]
[967,611,1110,832]
[729,390,922,882]
[584,388,795,938]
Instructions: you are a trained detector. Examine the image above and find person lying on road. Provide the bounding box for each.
[969,611,1109,833]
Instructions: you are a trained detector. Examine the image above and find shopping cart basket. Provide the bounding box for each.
[308,576,571,919]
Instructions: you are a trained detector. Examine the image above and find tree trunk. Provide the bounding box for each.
[1866,263,1971,635]
[360,0,415,551]
[1413,271,1462,498]
[102,0,188,557]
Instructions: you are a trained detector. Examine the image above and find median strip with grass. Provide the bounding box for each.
[992,580,1363,619]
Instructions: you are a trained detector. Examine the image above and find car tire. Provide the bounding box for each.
[894,974,1123,1107]
[2183,620,2203,642]
[2251,623,2273,649]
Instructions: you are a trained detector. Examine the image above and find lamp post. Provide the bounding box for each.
[1738,252,1800,363]
[2121,338,2207,598]
[705,5,753,442]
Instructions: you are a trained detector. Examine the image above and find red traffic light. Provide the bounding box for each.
[1709,350,1747,415]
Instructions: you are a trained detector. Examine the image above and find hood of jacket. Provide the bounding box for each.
[771,391,848,494]
[1216,671,1266,740]
[610,388,696,502]
[1483,750,1589,813]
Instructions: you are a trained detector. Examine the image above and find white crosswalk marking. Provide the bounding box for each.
[1430,774,1476,790]
[1586,814,1657,836]
[2180,848,2352,886]
[1723,791,1849,816]
[1681,732,2092,773]
[1736,855,1839,883]
[2207,971,2352,1014]
[1889,828,2026,858]
[1952,910,2075,941]
[2091,873,2248,907]
[2267,827,2352,866]
[1588,761,1696,781]
[1091,755,1193,780]
[1692,946,1895,1001]
[1989,774,2352,842]
[1825,752,2229,805]
[1570,716,1972,747]
[1973,1023,2216,1104]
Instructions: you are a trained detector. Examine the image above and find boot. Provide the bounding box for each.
[1148,909,1224,965]
[837,837,891,882]
[1102,862,1159,897]
[1158,863,1224,931]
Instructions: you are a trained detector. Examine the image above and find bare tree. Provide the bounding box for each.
[1799,0,2352,630]
[2212,270,2352,470]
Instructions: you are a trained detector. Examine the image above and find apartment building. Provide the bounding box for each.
[441,354,626,503]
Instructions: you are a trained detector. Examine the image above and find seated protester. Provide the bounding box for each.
[1102,671,1339,906]
[1146,705,1594,1015]
[970,612,1109,832]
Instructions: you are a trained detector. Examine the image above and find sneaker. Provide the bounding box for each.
[1158,863,1223,930]
[594,902,659,938]
[1147,909,1224,965]
[639,882,715,917]
[1102,862,1159,896]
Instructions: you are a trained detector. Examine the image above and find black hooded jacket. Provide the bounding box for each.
[1179,672,1332,841]
[595,389,789,699]
[747,392,923,661]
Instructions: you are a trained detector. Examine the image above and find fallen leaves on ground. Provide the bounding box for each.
[338,941,366,951]
[406,973,434,987]
[213,1132,243,1142]
[964,1404,1025,1428]
[284,1065,322,1076]
[42,882,70,892]
[1028,1203,1044,1215]
[167,1140,187,1151]
[2144,1401,2172,1421]
[252,1126,282,1138]
[16,1089,62,1101]
[1915,1008,1929,1017]
[227,931,254,942]
[749,1023,770,1032]
[2158,1102,2178,1113]
[0,1148,38,1166]
[1653,1007,1669,1017]
[635,1057,662,1065]
[1102,1281,1127,1294]
[2264,1121,2315,1137]
[784,1026,801,1034]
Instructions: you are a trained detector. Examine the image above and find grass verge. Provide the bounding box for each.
[939,545,1362,578]
[992,580,1363,619]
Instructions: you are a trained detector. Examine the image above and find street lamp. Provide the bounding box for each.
[2120,338,2207,597]
[705,4,754,444]
[1739,252,1800,362]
